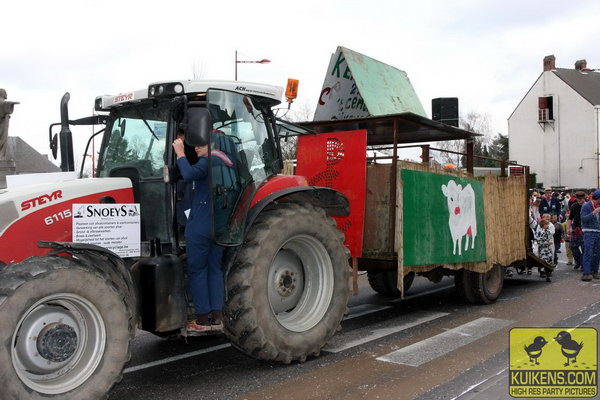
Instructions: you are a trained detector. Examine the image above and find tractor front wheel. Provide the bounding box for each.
[0,256,133,400]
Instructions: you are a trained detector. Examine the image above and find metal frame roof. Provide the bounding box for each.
[298,112,478,146]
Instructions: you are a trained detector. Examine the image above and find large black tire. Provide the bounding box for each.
[455,269,478,304]
[0,255,134,400]
[455,265,505,305]
[224,202,351,363]
[472,264,505,304]
[367,270,414,298]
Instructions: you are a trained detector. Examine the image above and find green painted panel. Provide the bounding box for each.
[342,47,427,117]
[402,170,486,266]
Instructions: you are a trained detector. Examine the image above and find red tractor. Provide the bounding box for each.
[0,81,351,399]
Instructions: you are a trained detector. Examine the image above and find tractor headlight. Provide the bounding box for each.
[148,82,185,98]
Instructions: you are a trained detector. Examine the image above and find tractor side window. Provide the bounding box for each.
[208,91,276,185]
[97,102,169,178]
[207,89,277,245]
[96,100,171,245]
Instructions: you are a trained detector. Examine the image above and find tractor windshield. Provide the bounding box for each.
[97,100,170,178]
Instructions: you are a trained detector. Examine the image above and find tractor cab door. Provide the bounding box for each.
[206,89,279,245]
[97,101,172,246]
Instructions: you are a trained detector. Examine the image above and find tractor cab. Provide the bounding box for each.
[87,81,287,252]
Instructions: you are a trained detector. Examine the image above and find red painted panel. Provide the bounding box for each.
[250,175,308,207]
[0,188,134,264]
[296,130,367,257]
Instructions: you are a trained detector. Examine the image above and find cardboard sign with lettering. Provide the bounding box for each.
[314,47,370,121]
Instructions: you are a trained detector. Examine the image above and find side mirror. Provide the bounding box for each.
[185,107,211,147]
[50,134,58,159]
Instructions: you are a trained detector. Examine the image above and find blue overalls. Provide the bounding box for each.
[176,156,224,316]
[581,201,600,276]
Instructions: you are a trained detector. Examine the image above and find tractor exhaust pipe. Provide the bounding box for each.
[59,92,75,172]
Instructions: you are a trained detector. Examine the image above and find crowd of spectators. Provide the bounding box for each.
[529,188,600,281]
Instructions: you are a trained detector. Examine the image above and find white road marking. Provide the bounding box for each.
[125,303,394,373]
[124,303,394,373]
[122,286,457,373]
[346,284,454,320]
[449,367,508,400]
[497,297,520,302]
[323,311,449,353]
[390,285,454,303]
[344,304,393,320]
[124,343,232,374]
[376,317,513,367]
[582,312,600,324]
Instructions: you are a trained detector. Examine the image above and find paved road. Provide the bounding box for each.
[109,259,600,400]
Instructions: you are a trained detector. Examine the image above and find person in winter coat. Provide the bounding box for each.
[580,189,600,281]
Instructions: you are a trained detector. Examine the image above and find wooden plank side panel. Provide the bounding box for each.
[362,164,394,257]
[396,162,404,295]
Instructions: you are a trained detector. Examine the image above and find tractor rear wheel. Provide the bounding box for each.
[367,270,414,297]
[224,203,350,363]
[0,255,133,400]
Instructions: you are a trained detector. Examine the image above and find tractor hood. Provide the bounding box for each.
[0,177,133,233]
[0,177,133,264]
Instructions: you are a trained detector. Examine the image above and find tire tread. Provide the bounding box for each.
[223,202,350,363]
[0,254,134,399]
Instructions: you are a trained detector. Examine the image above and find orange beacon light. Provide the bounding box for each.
[285,79,299,106]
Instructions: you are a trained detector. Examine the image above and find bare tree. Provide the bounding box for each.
[191,59,208,80]
[277,100,315,161]
[435,111,493,166]
[280,136,298,161]
[435,139,464,166]
[283,100,314,123]
[461,111,492,138]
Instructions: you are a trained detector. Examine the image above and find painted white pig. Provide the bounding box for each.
[441,180,477,255]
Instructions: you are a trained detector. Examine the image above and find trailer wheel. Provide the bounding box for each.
[367,270,414,297]
[224,202,350,363]
[454,269,478,304]
[0,256,133,400]
[472,264,505,304]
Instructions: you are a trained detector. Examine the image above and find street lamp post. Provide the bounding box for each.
[235,50,271,81]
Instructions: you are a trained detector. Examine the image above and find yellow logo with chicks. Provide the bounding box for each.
[509,328,597,398]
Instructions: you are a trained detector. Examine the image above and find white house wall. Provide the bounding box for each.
[509,71,597,188]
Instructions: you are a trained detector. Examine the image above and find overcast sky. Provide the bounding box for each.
[3,0,599,168]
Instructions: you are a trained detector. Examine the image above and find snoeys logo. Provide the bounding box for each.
[509,328,597,398]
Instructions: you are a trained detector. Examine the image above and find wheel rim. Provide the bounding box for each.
[267,234,334,333]
[11,293,106,394]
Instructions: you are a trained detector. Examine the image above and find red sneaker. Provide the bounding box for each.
[186,320,214,335]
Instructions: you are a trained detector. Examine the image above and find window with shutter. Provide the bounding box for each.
[537,96,553,121]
